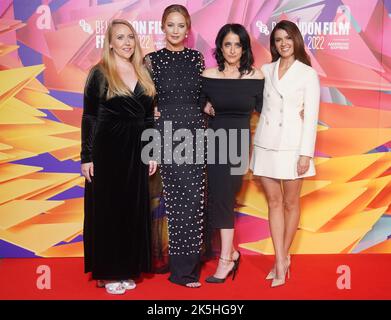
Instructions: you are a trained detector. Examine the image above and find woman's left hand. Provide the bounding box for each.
[203,102,215,116]
[300,109,304,120]
[149,160,158,176]
[297,156,310,176]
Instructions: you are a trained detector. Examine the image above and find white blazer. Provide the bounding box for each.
[253,58,320,157]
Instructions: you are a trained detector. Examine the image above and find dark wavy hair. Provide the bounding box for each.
[214,24,254,77]
[270,20,311,66]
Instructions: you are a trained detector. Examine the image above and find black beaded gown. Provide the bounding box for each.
[81,66,154,280]
[145,48,206,285]
[200,76,264,229]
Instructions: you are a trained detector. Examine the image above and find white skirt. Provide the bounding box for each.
[250,146,315,180]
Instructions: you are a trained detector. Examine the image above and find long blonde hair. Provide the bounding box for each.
[100,19,155,98]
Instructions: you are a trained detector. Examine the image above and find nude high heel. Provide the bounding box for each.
[271,258,290,288]
[266,254,290,280]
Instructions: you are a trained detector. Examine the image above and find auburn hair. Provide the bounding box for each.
[270,20,311,66]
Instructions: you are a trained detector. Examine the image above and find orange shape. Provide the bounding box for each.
[316,128,391,156]
[307,153,384,182]
[319,102,391,128]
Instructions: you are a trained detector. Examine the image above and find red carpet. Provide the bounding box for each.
[0,254,390,300]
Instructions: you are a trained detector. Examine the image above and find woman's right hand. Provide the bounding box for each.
[154,106,161,120]
[81,162,94,183]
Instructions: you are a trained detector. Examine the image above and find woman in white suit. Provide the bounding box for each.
[250,20,320,287]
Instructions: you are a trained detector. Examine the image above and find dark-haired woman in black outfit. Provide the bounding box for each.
[201,24,264,283]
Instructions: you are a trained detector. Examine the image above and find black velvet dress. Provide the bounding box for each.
[200,77,264,229]
[81,66,153,280]
[145,48,206,285]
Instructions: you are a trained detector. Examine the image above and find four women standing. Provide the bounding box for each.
[81,8,320,291]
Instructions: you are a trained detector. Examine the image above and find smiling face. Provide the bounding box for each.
[110,23,135,60]
[221,32,243,66]
[162,12,188,48]
[274,28,295,59]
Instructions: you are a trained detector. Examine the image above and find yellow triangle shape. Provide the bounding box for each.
[308,153,384,182]
[0,64,45,106]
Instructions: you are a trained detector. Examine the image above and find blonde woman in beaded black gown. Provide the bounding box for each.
[145,5,206,288]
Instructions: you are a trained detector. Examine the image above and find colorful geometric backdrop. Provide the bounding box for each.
[0,0,390,258]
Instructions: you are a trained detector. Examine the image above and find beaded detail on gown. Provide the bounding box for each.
[145,48,206,285]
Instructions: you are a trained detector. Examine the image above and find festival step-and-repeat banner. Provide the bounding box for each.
[0,0,390,258]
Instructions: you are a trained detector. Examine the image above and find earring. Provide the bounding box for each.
[185,34,188,38]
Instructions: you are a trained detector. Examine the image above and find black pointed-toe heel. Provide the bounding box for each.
[233,250,241,266]
[232,252,241,280]
[205,256,239,284]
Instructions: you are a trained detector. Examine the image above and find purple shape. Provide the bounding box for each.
[16,42,43,82]
[49,0,69,12]
[13,0,41,22]
[38,109,60,122]
[0,240,38,258]
[98,0,113,4]
[152,196,166,219]
[49,185,84,201]
[368,145,391,154]
[385,0,391,13]
[315,0,342,22]
[50,90,83,108]
[54,235,83,247]
[12,153,81,174]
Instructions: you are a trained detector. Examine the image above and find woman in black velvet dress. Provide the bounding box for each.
[81,19,157,295]
[201,24,264,283]
[145,5,206,288]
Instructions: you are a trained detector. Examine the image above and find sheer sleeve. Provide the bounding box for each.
[143,54,154,78]
[197,51,205,74]
[80,66,105,163]
[255,80,265,113]
[198,51,208,111]
[199,76,209,111]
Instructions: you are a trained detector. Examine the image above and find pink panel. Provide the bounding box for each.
[191,0,234,47]
[341,0,378,30]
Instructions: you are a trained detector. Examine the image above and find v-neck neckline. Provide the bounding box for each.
[131,80,139,93]
[276,58,297,81]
